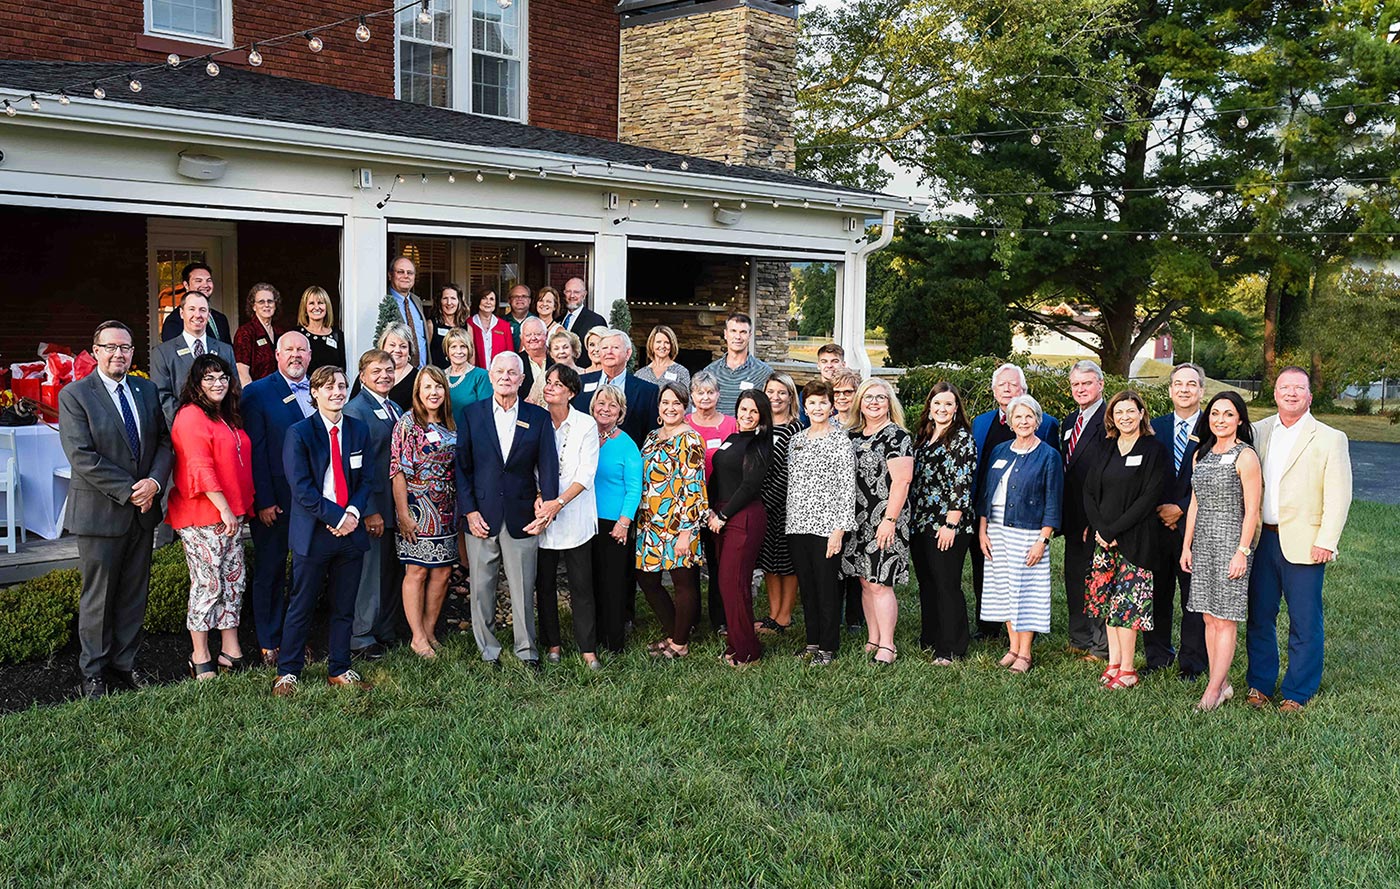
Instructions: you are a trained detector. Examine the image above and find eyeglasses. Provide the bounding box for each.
[253,298,277,306]
[94,343,135,355]
[833,388,856,396]
[202,374,230,384]
[862,394,889,403]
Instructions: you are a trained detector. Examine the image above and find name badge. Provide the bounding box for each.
[1125,455,1143,467]
[664,372,677,381]
[374,408,388,420]
[256,337,268,347]
[326,337,338,349]
[584,382,599,393]
[719,441,733,450]
[282,394,298,404]
[177,348,191,356]
[1063,429,1073,439]
[349,454,364,469]
[1219,452,1237,465]
[425,429,441,443]
[437,326,450,336]
[515,420,530,429]
[739,380,753,390]
[706,438,721,449]
[992,459,1008,469]
[1188,434,1200,443]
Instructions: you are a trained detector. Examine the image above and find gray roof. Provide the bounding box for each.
[0,61,881,199]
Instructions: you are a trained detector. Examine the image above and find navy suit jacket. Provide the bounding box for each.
[455,397,560,538]
[563,306,607,341]
[1151,412,1201,514]
[1061,404,1111,538]
[342,388,398,528]
[971,407,1060,503]
[243,373,309,513]
[282,413,374,557]
[571,372,659,448]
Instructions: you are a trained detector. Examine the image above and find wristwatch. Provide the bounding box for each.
[1237,544,1251,556]
[1039,535,1052,546]
[943,521,959,530]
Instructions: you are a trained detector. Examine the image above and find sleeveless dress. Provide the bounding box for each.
[1187,441,1254,622]
[757,419,803,574]
[389,416,458,567]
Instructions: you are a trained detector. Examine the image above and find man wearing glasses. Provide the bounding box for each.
[59,321,173,699]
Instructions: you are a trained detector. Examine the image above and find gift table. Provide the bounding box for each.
[2,424,71,540]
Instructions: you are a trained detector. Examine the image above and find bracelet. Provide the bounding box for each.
[882,516,896,524]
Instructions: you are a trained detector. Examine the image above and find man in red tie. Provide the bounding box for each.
[274,365,376,696]
[1061,360,1110,660]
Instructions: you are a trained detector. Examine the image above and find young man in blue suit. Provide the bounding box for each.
[242,332,314,665]
[456,352,560,670]
[1149,362,1206,678]
[969,363,1061,638]
[571,328,659,447]
[273,366,376,695]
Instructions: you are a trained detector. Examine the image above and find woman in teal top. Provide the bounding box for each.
[442,328,492,412]
[590,383,643,654]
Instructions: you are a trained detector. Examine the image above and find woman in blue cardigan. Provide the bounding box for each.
[977,394,1064,673]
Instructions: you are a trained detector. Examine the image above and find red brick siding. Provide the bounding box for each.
[527,0,618,140]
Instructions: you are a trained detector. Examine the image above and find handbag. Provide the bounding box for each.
[0,397,39,427]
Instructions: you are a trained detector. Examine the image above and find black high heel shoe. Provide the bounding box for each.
[188,658,218,681]
[217,652,251,673]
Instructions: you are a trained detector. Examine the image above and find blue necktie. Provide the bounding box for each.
[1174,419,1189,472]
[116,382,140,461]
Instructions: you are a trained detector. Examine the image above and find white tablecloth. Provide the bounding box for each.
[0,424,71,540]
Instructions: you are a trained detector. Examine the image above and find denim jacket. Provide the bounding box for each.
[976,439,1063,532]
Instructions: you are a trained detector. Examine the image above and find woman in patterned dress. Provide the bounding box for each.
[635,382,710,658]
[843,377,914,666]
[910,382,977,664]
[1181,391,1261,711]
[390,366,458,659]
[756,372,803,635]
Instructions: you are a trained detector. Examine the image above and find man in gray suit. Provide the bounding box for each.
[151,291,237,426]
[59,321,173,700]
[343,349,403,659]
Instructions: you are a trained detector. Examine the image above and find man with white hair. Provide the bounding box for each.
[455,351,560,671]
[517,316,551,404]
[571,328,659,447]
[1061,359,1110,661]
[969,362,1061,638]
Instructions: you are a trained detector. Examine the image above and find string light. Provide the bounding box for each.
[680,161,689,170]
[474,171,484,182]
[205,60,220,77]
[27,94,40,111]
[1030,131,1043,146]
[1344,107,1357,125]
[356,17,372,42]
[971,138,984,151]
[446,172,455,183]
[2,101,14,118]
[307,33,324,52]
[57,91,69,105]
[1236,112,1249,129]
[166,54,180,67]
[682,200,689,208]
[248,46,264,67]
[92,84,106,99]
[128,77,142,93]
[417,1,431,25]
[1092,126,1104,141]
[507,170,516,180]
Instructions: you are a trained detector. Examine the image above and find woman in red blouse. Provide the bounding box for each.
[468,286,515,370]
[169,354,256,680]
[233,282,286,386]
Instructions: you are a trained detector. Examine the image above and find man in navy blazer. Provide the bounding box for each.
[571,328,659,447]
[273,366,375,695]
[241,332,315,664]
[1149,362,1207,678]
[968,362,1061,638]
[159,262,233,346]
[1061,361,1111,660]
[456,352,560,668]
[560,277,607,341]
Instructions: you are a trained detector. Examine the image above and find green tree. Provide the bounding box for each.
[1301,267,1400,397]
[792,262,837,337]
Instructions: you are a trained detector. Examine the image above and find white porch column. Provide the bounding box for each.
[590,232,628,328]
[342,214,388,363]
[837,250,872,376]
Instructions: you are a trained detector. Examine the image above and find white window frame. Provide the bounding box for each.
[395,0,529,122]
[144,0,234,49]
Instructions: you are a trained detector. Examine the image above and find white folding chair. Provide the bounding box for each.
[54,465,71,536]
[0,428,26,554]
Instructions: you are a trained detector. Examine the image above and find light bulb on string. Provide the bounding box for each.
[1236,112,1249,129]
[1214,190,1224,199]
[475,171,484,182]
[58,91,70,105]
[420,174,428,184]
[507,170,516,180]
[682,200,689,208]
[395,174,405,184]
[655,200,662,208]
[167,53,181,67]
[128,77,142,93]
[1276,235,1283,242]
[356,18,372,42]
[1244,235,1251,242]
[679,161,689,170]
[1069,233,1077,240]
[1025,196,1033,205]
[644,162,653,171]
[1344,107,1357,125]
[1348,235,1355,243]
[1009,231,1017,239]
[739,201,747,209]
[1171,234,1178,242]
[713,201,720,208]
[1092,127,1104,141]
[248,46,263,66]
[447,173,455,183]
[980,230,987,237]
[1042,231,1050,237]
[802,199,809,209]
[498,0,511,7]
[205,60,220,77]
[2,101,15,118]
[1135,234,1143,241]
[307,33,324,52]
[971,138,983,151]
[418,1,432,25]
[93,84,106,99]
[1030,131,1042,146]
[538,168,547,178]
[1268,186,1278,196]
[570,164,578,176]
[28,95,40,111]
[985,197,994,206]
[1101,233,1108,240]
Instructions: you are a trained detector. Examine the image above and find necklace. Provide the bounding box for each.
[599,426,619,446]
[221,418,244,466]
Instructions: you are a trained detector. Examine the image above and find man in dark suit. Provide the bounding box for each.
[375,256,430,368]
[571,328,659,447]
[969,362,1061,638]
[343,349,403,659]
[242,331,314,664]
[456,352,560,669]
[59,321,174,699]
[272,366,376,696]
[1061,360,1110,660]
[151,291,238,427]
[159,262,233,346]
[560,277,606,341]
[1150,362,1207,678]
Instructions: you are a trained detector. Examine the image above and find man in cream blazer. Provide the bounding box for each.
[1246,366,1352,712]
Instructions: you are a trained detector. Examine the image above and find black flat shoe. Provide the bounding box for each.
[106,668,151,691]
[217,652,251,673]
[78,676,107,700]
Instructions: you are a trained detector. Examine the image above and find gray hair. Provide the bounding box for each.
[596,327,633,354]
[691,370,719,393]
[520,316,547,335]
[1006,393,1043,428]
[1170,362,1205,386]
[992,363,1027,392]
[489,351,524,374]
[1069,360,1103,382]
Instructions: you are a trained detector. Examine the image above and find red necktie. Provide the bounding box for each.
[329,426,349,508]
[1068,413,1085,459]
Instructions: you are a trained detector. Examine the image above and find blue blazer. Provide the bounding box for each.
[571,372,659,448]
[455,398,560,538]
[971,407,1061,459]
[282,413,374,557]
[342,388,398,528]
[243,373,308,513]
[977,439,1064,532]
[1151,412,1201,513]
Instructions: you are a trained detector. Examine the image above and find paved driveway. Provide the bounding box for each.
[1350,441,1399,504]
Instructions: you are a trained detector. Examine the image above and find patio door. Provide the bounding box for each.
[147,220,237,346]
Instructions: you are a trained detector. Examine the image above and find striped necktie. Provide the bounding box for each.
[1068,412,1085,460]
[1174,419,1189,472]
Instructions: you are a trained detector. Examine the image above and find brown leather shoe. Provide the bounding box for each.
[1079,653,1106,663]
[1278,698,1305,713]
[327,669,372,691]
[271,674,298,697]
[1245,688,1272,709]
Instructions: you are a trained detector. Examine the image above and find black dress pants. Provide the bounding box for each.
[910,530,971,659]
[537,542,597,654]
[590,520,631,654]
[789,534,842,654]
[1159,523,1207,675]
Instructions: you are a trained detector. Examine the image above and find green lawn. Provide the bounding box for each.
[2,503,1397,887]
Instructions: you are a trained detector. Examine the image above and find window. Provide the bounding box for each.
[146,0,232,46]
[397,0,526,120]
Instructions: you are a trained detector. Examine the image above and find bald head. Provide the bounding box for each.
[276,330,311,381]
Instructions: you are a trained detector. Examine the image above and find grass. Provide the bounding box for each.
[2,503,1398,887]
[1316,413,1400,444]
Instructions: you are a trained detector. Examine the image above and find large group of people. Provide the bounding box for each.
[58,258,1353,714]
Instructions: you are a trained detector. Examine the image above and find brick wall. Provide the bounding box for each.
[528,0,619,139]
[235,222,343,327]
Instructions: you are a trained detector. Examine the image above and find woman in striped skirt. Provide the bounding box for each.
[976,394,1064,673]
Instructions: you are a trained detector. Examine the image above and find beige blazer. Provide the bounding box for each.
[1252,413,1352,563]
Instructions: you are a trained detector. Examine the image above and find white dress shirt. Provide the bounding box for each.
[1261,412,1307,524]
[541,407,599,550]
[319,413,359,528]
[97,371,142,447]
[492,396,520,458]
[1175,409,1201,445]
[563,307,582,331]
[181,331,210,356]
[281,372,314,417]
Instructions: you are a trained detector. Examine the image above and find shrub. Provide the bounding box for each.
[1353,393,1374,416]
[897,355,1172,432]
[0,568,82,665]
[145,541,194,634]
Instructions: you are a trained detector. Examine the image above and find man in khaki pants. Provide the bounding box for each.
[1246,366,1352,712]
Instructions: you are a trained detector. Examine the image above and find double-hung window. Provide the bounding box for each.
[145,0,232,47]
[398,0,526,121]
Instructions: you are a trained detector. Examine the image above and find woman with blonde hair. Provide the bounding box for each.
[375,322,419,411]
[548,327,582,369]
[635,324,691,390]
[442,327,492,409]
[296,285,345,373]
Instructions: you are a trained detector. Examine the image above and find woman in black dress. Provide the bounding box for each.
[296,285,345,374]
[427,283,467,369]
[756,372,803,634]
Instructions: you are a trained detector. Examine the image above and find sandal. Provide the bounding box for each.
[660,642,689,660]
[188,658,218,682]
[873,645,897,666]
[1099,665,1121,686]
[648,639,673,656]
[998,649,1018,668]
[217,652,250,673]
[864,641,879,655]
[721,653,752,670]
[1009,654,1032,674]
[1105,669,1139,690]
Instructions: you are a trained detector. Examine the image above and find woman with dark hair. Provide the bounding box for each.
[1083,389,1169,689]
[428,283,467,369]
[168,354,254,679]
[756,372,802,635]
[468,286,514,370]
[707,389,774,667]
[910,382,977,664]
[536,364,602,668]
[533,286,564,339]
[233,282,285,386]
[1181,391,1261,710]
[636,382,709,659]
[390,365,458,658]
